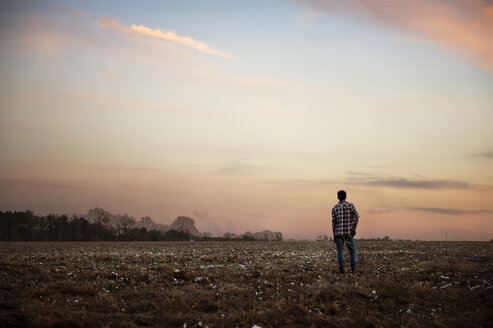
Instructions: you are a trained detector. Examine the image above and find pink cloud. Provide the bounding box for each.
[60,7,91,18]
[296,0,493,71]
[97,16,234,59]
[0,178,86,190]
[11,15,71,55]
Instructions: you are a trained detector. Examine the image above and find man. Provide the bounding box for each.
[332,190,359,273]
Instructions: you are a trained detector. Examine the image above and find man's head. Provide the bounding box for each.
[337,190,346,201]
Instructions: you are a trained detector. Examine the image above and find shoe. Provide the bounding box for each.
[351,264,356,273]
[339,266,344,273]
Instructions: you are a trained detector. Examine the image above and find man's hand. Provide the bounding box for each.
[351,230,356,236]
[333,235,337,243]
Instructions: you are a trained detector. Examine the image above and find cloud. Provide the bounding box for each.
[2,7,104,58]
[193,210,209,220]
[25,7,291,91]
[100,63,120,80]
[256,175,489,192]
[8,15,72,56]
[60,6,90,18]
[299,10,324,26]
[214,161,270,176]
[478,151,493,159]
[367,208,393,215]
[0,178,86,190]
[97,16,233,59]
[360,178,469,190]
[255,178,335,190]
[18,91,233,119]
[346,171,370,176]
[96,167,163,172]
[345,173,493,191]
[295,0,493,71]
[252,178,342,192]
[408,207,493,216]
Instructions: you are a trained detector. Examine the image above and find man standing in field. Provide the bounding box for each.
[332,190,359,273]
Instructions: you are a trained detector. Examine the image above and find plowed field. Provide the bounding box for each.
[1,240,492,327]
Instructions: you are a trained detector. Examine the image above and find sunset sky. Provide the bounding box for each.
[1,0,492,240]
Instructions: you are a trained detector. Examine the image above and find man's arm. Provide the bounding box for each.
[351,205,359,235]
[332,207,337,241]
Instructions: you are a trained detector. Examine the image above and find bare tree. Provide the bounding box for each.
[87,208,111,227]
[116,214,135,240]
[170,216,200,236]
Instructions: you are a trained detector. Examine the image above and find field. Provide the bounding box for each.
[1,240,492,327]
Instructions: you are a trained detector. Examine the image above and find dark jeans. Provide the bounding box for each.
[335,235,357,267]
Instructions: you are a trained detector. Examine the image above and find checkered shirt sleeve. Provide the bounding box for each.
[332,201,359,236]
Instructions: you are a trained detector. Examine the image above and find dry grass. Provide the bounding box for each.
[0,240,492,327]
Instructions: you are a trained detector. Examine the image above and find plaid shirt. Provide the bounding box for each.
[332,200,359,236]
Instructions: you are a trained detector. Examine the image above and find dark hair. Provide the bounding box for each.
[337,190,346,201]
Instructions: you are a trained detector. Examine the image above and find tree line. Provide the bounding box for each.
[0,210,282,242]
[0,210,196,241]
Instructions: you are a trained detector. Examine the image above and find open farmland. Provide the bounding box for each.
[1,240,492,327]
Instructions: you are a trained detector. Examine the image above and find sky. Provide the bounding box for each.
[1,0,492,240]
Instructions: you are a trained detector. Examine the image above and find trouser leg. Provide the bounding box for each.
[345,235,357,265]
[335,236,345,267]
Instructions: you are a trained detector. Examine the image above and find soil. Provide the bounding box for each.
[1,240,492,327]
